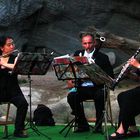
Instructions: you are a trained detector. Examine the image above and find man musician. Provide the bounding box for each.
[67,32,114,133]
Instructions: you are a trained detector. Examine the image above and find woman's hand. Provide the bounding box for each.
[128,58,140,68]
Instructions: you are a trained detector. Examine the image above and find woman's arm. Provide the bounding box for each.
[0,56,17,70]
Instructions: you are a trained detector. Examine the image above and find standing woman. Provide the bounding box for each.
[0,36,28,138]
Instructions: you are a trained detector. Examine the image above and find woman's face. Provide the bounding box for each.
[0,38,15,54]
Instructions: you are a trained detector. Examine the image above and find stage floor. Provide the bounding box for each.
[0,124,140,140]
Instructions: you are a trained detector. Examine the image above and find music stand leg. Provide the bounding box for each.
[59,117,76,137]
[103,110,110,140]
[25,75,51,140]
[91,85,115,139]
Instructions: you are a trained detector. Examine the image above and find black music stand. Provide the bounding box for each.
[53,57,115,138]
[12,52,53,139]
[53,57,89,137]
[78,63,114,89]
[77,63,115,140]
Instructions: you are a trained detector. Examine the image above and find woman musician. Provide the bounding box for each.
[109,57,140,140]
[0,36,28,138]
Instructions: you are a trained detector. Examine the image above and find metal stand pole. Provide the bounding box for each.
[103,85,109,140]
[91,85,115,139]
[25,75,51,140]
[59,118,76,137]
[102,85,115,140]
[59,62,79,137]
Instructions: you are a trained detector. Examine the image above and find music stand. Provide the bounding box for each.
[12,52,53,139]
[77,63,115,140]
[53,56,89,137]
[77,63,114,89]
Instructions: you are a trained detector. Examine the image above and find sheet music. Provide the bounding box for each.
[12,52,53,75]
[54,54,70,59]
[53,56,89,80]
[77,63,114,89]
[53,54,115,89]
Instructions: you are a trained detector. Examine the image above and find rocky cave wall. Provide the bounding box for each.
[0,0,140,57]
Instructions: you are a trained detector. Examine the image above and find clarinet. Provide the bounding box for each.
[112,47,140,90]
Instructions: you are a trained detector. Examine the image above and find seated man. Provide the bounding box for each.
[67,32,114,133]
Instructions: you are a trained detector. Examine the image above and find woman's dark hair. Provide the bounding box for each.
[0,36,13,54]
[0,35,13,48]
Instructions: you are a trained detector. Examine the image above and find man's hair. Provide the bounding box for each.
[79,31,95,40]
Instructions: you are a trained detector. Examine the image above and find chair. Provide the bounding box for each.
[0,102,14,138]
[82,89,113,127]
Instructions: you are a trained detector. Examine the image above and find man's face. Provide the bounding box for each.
[1,38,15,54]
[81,35,95,52]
